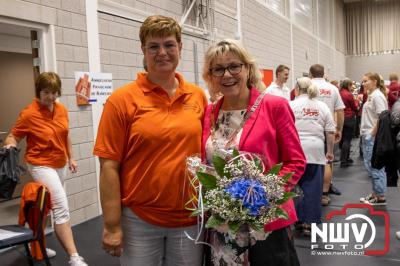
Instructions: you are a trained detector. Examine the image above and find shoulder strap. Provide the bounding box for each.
[211,90,267,148]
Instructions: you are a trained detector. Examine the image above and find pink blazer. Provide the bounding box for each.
[201,88,306,231]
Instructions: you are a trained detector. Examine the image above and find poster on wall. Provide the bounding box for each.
[262,69,273,87]
[74,72,113,105]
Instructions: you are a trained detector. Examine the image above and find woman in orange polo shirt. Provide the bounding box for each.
[4,72,87,266]
[94,15,207,265]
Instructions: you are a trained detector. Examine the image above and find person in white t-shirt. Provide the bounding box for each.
[359,72,388,205]
[290,77,335,236]
[266,64,291,100]
[309,64,345,206]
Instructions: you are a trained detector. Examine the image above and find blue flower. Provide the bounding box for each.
[225,178,269,216]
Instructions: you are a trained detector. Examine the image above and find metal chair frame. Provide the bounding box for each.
[0,185,51,266]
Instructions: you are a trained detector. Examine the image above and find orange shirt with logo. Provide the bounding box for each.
[94,72,207,227]
[11,99,69,168]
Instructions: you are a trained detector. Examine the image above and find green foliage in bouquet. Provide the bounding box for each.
[190,149,296,236]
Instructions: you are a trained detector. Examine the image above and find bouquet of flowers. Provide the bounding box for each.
[186,149,296,247]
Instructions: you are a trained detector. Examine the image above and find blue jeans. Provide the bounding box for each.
[296,164,324,224]
[362,134,387,196]
[120,207,203,266]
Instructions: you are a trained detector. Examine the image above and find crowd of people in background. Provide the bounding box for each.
[266,63,400,240]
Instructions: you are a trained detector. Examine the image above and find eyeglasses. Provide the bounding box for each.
[209,63,244,77]
[145,42,178,54]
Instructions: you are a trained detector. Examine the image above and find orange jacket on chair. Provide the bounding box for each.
[18,182,51,260]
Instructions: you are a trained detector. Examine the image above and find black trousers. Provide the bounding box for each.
[385,161,399,187]
[249,227,300,266]
[204,227,300,266]
[355,115,361,137]
[340,117,356,163]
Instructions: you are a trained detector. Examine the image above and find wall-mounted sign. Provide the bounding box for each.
[262,69,273,87]
[74,72,113,106]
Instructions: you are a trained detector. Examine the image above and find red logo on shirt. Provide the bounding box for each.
[302,108,319,117]
[319,89,332,96]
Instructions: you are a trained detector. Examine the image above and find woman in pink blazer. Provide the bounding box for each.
[201,39,306,265]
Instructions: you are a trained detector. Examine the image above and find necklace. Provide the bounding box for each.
[210,91,267,152]
[213,110,246,151]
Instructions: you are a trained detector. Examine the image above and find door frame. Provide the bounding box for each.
[0,17,57,226]
[0,16,56,72]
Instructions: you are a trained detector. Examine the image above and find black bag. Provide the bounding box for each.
[0,147,25,199]
[371,111,394,169]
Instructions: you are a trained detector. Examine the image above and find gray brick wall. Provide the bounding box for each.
[293,25,319,79]
[2,0,100,226]
[98,13,143,86]
[98,9,211,92]
[346,53,400,82]
[334,50,346,80]
[242,0,292,78]
[319,42,334,78]
[243,0,345,85]
[100,0,345,88]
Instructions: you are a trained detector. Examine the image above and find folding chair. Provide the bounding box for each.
[0,184,51,266]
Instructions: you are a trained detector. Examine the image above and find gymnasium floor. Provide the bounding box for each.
[2,139,400,266]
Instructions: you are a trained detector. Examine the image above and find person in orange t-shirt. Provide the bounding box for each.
[3,72,87,266]
[93,15,207,265]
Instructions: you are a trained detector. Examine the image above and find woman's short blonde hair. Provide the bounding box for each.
[139,15,181,45]
[202,39,265,100]
[297,77,318,99]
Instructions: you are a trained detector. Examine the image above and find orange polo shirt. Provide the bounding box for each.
[11,99,69,168]
[94,72,207,227]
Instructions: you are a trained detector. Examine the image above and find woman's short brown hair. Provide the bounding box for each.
[139,15,182,45]
[35,72,62,98]
[340,78,353,90]
[389,73,398,82]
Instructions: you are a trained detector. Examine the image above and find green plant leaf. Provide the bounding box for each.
[205,215,224,228]
[228,221,241,233]
[275,208,288,220]
[197,172,217,189]
[275,192,297,205]
[232,148,240,158]
[250,223,264,232]
[267,163,282,175]
[213,155,226,177]
[282,172,293,183]
[254,157,264,172]
[284,191,297,199]
[190,208,209,217]
[230,148,242,172]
